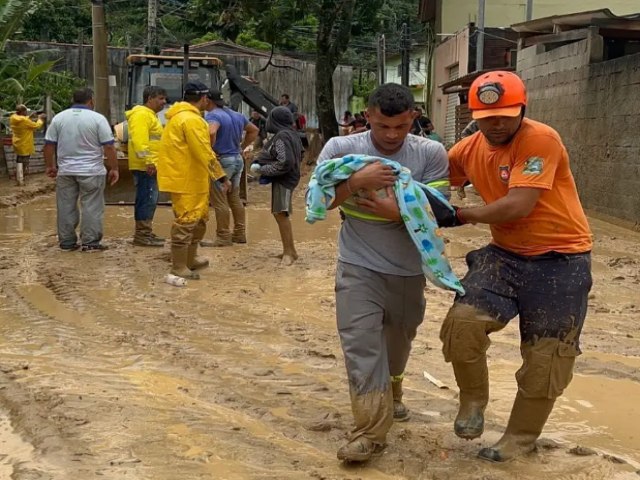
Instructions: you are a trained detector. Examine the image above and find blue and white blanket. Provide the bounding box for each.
[306,154,464,294]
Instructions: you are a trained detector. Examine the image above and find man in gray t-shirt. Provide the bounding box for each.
[316,83,449,463]
[44,88,119,252]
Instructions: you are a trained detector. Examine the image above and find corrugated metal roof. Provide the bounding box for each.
[511,8,640,34]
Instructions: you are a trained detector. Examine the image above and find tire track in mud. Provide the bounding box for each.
[0,239,401,478]
[0,205,638,478]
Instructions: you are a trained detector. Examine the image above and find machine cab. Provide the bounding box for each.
[126,54,223,120]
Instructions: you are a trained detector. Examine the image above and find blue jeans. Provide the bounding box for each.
[133,170,159,221]
[56,175,106,247]
[216,154,244,190]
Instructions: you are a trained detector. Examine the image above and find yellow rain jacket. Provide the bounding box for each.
[10,114,43,155]
[125,105,163,171]
[157,102,225,194]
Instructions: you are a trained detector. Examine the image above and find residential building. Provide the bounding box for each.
[385,47,431,107]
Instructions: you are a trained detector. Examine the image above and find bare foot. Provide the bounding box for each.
[280,254,297,266]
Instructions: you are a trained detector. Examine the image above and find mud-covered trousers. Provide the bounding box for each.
[335,261,426,445]
[170,192,210,246]
[441,245,592,400]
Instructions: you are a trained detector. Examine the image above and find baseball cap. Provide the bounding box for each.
[183,81,210,97]
[207,90,225,107]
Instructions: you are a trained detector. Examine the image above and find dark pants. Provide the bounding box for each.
[456,245,592,346]
[132,170,159,221]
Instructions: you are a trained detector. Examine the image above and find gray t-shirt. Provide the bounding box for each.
[45,106,114,176]
[317,131,449,276]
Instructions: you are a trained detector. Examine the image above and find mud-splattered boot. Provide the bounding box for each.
[171,223,200,279]
[391,377,410,422]
[336,437,386,463]
[133,220,164,247]
[171,245,200,279]
[478,392,555,462]
[187,244,209,271]
[452,358,489,439]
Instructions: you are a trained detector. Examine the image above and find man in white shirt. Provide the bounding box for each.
[44,88,119,252]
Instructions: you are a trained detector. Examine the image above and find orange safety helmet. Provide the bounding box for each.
[468,70,526,120]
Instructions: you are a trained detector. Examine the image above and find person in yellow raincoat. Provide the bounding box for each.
[126,86,167,247]
[10,104,45,181]
[157,81,230,280]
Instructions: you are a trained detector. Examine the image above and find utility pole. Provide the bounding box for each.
[147,0,158,54]
[377,34,386,85]
[91,0,110,120]
[182,44,190,94]
[476,0,485,71]
[78,30,85,80]
[400,22,410,87]
[526,0,533,21]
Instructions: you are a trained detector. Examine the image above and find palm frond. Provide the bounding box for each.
[0,0,34,50]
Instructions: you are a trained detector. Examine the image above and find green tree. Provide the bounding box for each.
[20,0,91,43]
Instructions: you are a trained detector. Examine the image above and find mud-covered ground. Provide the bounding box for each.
[0,174,639,479]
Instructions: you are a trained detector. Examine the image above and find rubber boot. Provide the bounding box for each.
[170,222,199,279]
[452,358,489,439]
[188,220,210,270]
[228,186,246,244]
[391,378,410,422]
[133,220,164,247]
[171,245,200,279]
[478,392,555,462]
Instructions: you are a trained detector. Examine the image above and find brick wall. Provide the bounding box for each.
[517,37,640,227]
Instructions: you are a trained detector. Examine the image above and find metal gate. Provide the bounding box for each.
[444,64,459,146]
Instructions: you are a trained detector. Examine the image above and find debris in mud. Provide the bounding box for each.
[603,454,627,464]
[307,412,342,432]
[252,368,275,377]
[536,438,562,450]
[308,349,336,359]
[568,446,597,456]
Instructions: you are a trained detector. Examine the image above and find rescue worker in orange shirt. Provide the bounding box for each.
[440,71,593,462]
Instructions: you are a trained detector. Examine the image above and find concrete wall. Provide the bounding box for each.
[438,0,640,34]
[432,27,471,134]
[518,37,640,226]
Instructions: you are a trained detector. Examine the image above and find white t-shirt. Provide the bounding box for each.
[45,106,114,176]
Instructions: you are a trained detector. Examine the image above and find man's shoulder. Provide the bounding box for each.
[326,132,369,149]
[518,118,562,142]
[403,133,446,157]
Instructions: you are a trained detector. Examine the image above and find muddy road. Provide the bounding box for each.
[0,175,639,479]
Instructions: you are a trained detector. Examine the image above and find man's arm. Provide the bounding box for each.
[241,122,259,150]
[458,187,541,224]
[103,144,119,186]
[185,121,227,183]
[129,113,151,159]
[208,121,220,147]
[43,142,57,178]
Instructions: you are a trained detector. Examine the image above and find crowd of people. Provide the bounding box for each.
[35,71,592,467]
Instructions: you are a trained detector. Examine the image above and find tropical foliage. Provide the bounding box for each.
[0,0,85,113]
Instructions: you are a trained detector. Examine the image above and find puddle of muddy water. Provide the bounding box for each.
[0,188,342,244]
[489,359,640,466]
